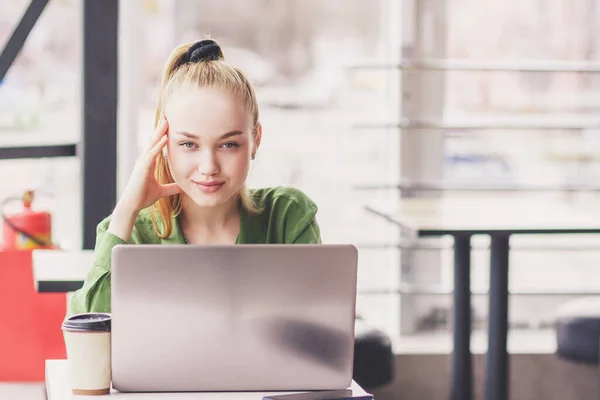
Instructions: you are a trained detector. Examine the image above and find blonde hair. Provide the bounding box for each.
[150,39,261,239]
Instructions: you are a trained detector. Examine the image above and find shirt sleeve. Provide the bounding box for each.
[292,220,322,244]
[68,218,134,315]
[277,190,321,244]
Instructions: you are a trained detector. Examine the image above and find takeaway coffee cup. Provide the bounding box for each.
[62,313,112,395]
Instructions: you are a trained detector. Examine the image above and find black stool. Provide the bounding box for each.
[353,317,394,389]
[554,297,600,365]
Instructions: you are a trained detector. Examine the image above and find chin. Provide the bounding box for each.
[185,186,238,208]
[190,196,225,208]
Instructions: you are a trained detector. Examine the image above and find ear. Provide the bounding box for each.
[252,123,262,158]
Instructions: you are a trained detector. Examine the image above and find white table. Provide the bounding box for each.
[366,196,600,400]
[46,360,371,400]
[32,250,92,292]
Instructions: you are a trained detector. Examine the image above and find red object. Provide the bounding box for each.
[2,190,53,251]
[0,250,67,381]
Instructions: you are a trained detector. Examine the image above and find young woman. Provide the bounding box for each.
[69,39,321,315]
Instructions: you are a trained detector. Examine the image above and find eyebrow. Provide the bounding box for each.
[175,130,244,140]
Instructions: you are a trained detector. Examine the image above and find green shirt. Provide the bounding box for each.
[69,186,321,315]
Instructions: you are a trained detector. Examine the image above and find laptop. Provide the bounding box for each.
[110,244,358,392]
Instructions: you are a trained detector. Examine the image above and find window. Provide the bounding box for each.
[9,0,597,340]
[0,0,82,248]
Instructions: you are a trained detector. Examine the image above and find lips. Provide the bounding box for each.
[193,180,225,194]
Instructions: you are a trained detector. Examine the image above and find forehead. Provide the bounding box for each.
[165,87,251,136]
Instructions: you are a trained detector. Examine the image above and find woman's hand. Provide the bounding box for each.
[108,116,182,241]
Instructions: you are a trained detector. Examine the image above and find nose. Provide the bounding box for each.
[197,149,220,176]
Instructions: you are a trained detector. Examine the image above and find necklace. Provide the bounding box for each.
[179,216,190,244]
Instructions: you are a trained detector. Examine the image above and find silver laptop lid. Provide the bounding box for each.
[110,244,358,392]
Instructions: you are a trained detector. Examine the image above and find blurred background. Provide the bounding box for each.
[2,0,600,399]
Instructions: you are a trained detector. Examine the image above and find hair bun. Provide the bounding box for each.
[187,39,223,63]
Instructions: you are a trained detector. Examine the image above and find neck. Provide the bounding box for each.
[180,194,240,234]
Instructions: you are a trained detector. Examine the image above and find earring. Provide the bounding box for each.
[251,154,255,160]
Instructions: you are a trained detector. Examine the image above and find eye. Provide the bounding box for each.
[178,141,196,149]
[221,142,240,149]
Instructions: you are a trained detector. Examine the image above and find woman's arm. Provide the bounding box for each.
[68,218,131,315]
[69,116,181,315]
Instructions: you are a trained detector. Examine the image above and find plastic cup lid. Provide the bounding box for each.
[62,313,111,332]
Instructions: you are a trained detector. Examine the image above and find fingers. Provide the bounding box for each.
[160,182,183,198]
[148,135,168,159]
[148,115,169,151]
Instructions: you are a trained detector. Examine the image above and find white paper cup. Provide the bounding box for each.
[62,313,112,395]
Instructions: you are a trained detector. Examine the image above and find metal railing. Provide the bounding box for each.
[355,241,600,252]
[354,117,600,131]
[352,181,600,192]
[0,144,77,160]
[358,286,600,296]
[347,59,600,73]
